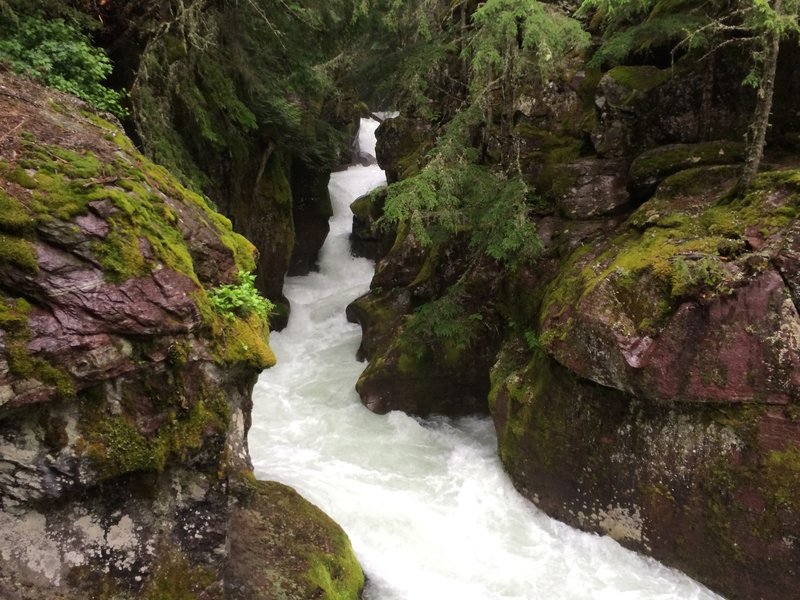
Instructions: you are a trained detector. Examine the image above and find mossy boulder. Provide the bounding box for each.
[628,140,746,201]
[225,481,365,600]
[490,340,800,600]
[591,60,754,158]
[289,160,333,276]
[491,163,800,599]
[349,227,503,416]
[0,71,354,599]
[538,165,800,405]
[350,187,395,261]
[374,116,432,184]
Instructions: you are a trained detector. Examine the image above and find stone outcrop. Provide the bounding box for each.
[350,188,395,262]
[347,216,504,416]
[353,37,800,598]
[491,165,800,599]
[0,72,363,600]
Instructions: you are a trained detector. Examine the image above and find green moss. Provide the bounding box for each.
[670,255,727,299]
[515,123,584,200]
[490,342,576,471]
[81,389,231,479]
[10,135,254,284]
[607,65,672,94]
[0,295,75,399]
[167,340,192,368]
[83,111,138,153]
[538,243,593,325]
[629,141,746,184]
[6,166,38,189]
[140,549,217,600]
[542,165,800,340]
[0,188,35,233]
[215,313,276,370]
[249,481,364,600]
[87,415,167,475]
[0,234,38,272]
[305,548,365,600]
[764,446,800,511]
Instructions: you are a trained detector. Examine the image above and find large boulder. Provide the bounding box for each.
[375,116,432,184]
[591,62,753,158]
[539,166,800,404]
[348,228,503,416]
[289,160,333,276]
[494,165,800,600]
[350,187,395,262]
[225,481,364,600]
[0,72,361,599]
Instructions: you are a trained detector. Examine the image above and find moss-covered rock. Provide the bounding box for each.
[225,481,364,600]
[490,161,800,599]
[539,165,800,404]
[591,59,755,158]
[374,116,433,184]
[0,71,286,598]
[350,245,504,416]
[350,187,395,261]
[289,160,333,275]
[628,140,746,201]
[490,339,800,600]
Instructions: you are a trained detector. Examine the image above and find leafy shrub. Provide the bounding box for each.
[0,11,126,116]
[208,271,274,322]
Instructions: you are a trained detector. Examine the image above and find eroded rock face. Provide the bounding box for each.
[495,166,800,600]
[591,61,753,158]
[491,342,800,600]
[0,72,277,598]
[347,230,503,416]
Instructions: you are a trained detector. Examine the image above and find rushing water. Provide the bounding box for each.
[248,119,723,600]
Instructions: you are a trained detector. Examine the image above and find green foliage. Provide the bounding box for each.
[579,0,800,70]
[382,158,542,268]
[131,0,366,188]
[470,177,543,268]
[0,9,126,116]
[208,271,274,322]
[401,285,485,351]
[469,0,589,83]
[586,11,708,67]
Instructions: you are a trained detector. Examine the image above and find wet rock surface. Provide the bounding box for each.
[0,71,284,598]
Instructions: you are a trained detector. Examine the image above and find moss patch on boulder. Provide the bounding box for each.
[225,480,365,600]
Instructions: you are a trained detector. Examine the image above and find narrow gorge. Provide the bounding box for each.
[250,118,723,599]
[0,1,799,599]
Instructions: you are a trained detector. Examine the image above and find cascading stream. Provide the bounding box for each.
[248,118,723,600]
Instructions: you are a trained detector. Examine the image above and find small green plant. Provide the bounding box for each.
[670,256,727,299]
[208,271,274,322]
[0,11,126,116]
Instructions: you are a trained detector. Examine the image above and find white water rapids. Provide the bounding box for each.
[248,119,723,600]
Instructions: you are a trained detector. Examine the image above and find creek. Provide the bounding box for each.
[248,118,722,600]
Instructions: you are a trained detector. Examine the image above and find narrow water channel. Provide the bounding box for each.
[248,118,723,600]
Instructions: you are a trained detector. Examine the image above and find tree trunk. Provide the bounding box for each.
[736,0,783,194]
